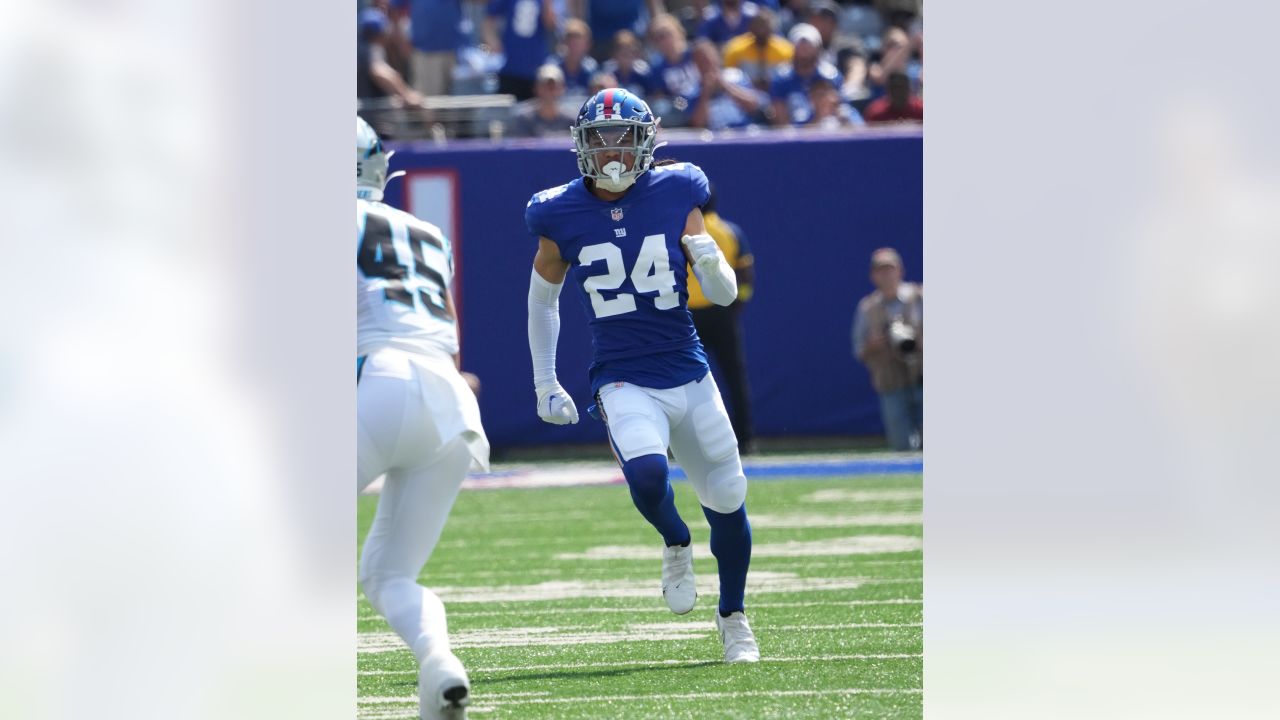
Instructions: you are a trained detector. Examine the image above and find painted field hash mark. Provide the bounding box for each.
[358,467,923,719]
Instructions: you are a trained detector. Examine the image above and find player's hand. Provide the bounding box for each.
[535,382,579,425]
[681,233,720,269]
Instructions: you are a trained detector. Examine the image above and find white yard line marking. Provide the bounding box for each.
[802,489,923,503]
[357,687,920,712]
[358,622,920,653]
[358,652,923,676]
[361,596,922,621]
[748,513,922,528]
[413,570,915,605]
[556,535,922,561]
[475,687,921,708]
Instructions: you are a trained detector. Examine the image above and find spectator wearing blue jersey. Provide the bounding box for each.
[484,0,563,101]
[601,30,656,99]
[573,0,666,62]
[696,0,758,46]
[648,13,701,126]
[526,87,761,664]
[554,18,601,97]
[688,39,767,130]
[402,0,466,96]
[769,22,843,126]
[805,75,862,129]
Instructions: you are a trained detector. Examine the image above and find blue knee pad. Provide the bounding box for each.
[623,454,690,547]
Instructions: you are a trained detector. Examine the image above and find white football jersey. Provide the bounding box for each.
[357,199,458,358]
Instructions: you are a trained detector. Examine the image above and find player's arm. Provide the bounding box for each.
[528,237,578,424]
[680,208,738,307]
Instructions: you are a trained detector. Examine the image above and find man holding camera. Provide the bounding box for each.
[852,248,923,451]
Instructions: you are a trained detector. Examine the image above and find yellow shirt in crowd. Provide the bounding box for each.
[722,33,794,82]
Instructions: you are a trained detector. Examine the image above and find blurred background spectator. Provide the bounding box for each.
[507,63,576,137]
[601,30,657,98]
[863,70,921,124]
[687,183,758,454]
[697,0,758,46]
[404,0,466,96]
[722,7,792,92]
[555,18,600,96]
[806,75,862,129]
[483,0,564,101]
[359,7,426,109]
[572,0,667,62]
[769,23,842,126]
[688,39,768,130]
[852,247,923,451]
[648,12,701,126]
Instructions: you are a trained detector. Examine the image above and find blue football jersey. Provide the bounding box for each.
[526,162,712,394]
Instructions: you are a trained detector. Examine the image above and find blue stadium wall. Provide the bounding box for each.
[384,129,923,450]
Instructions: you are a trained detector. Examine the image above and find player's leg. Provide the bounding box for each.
[598,382,696,614]
[668,374,759,662]
[598,382,690,547]
[359,438,471,716]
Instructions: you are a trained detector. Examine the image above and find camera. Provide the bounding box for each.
[888,318,917,353]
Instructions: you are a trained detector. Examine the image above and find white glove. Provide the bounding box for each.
[681,233,721,269]
[535,383,579,425]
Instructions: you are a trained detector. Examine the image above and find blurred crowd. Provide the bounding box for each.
[358,0,922,138]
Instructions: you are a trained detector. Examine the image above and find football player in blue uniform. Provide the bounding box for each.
[525,88,760,662]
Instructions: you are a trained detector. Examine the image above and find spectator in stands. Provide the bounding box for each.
[648,13,701,126]
[852,248,923,451]
[574,0,665,62]
[769,23,843,126]
[722,7,793,92]
[867,25,918,101]
[483,0,562,101]
[601,30,656,98]
[862,70,922,123]
[373,0,414,79]
[806,0,840,64]
[688,182,758,454]
[403,0,465,96]
[508,64,576,137]
[554,18,600,97]
[358,7,428,122]
[588,70,619,95]
[835,40,871,106]
[697,0,758,46]
[805,75,861,128]
[688,38,767,130]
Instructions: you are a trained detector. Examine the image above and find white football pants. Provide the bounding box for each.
[357,347,486,663]
[597,373,748,514]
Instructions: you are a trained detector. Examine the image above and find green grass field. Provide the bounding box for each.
[358,466,922,719]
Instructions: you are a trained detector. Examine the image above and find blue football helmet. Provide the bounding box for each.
[571,88,664,192]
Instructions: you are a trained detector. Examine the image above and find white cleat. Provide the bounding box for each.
[715,611,761,663]
[661,543,697,615]
[418,649,470,720]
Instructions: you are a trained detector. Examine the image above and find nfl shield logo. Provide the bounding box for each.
[610,208,624,221]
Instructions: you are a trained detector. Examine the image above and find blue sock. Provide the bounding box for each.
[622,454,691,547]
[702,504,752,616]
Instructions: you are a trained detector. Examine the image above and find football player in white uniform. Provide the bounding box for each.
[357,116,489,719]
